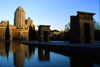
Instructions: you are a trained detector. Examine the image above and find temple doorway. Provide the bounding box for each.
[84,23,91,43]
[44,31,48,42]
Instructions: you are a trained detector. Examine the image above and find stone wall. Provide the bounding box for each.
[70,16,80,43]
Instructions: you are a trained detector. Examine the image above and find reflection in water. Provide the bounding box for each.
[5,42,10,59]
[0,42,7,56]
[28,45,32,56]
[32,47,35,55]
[13,42,25,67]
[12,42,34,67]
[28,45,35,56]
[0,42,100,67]
[70,53,98,67]
[0,42,36,67]
[13,46,25,67]
[38,48,50,61]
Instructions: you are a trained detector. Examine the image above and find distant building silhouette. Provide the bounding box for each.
[50,29,64,37]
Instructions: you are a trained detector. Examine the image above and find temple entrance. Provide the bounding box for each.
[44,31,48,42]
[84,23,91,43]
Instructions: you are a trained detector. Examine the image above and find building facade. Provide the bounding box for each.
[0,27,6,40]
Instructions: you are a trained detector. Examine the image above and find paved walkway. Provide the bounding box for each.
[19,41,100,56]
[20,41,100,48]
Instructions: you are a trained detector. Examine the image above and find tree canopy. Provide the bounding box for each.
[29,25,36,40]
[5,23,10,40]
[93,20,100,30]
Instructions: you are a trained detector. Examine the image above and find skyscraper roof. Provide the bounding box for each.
[16,7,24,11]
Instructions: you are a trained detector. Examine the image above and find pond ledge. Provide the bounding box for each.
[19,41,100,56]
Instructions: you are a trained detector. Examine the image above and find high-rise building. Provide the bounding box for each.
[14,7,25,28]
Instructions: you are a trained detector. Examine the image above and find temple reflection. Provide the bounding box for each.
[70,53,94,67]
[38,48,50,61]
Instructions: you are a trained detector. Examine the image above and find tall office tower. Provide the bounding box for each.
[14,7,25,28]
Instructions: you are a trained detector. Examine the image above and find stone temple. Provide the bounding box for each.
[70,11,95,43]
[38,25,51,42]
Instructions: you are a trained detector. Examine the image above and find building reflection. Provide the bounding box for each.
[0,42,6,56]
[12,42,33,67]
[38,48,50,61]
[0,42,35,67]
[13,46,25,67]
[0,42,12,57]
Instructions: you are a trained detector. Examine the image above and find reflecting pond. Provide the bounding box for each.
[0,42,100,67]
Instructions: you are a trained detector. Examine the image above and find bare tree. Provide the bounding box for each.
[93,20,100,30]
[64,22,70,32]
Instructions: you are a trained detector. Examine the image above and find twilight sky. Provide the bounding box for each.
[0,0,99,30]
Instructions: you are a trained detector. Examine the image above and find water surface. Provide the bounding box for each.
[0,42,100,67]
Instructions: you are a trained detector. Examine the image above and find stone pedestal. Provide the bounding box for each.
[70,11,95,43]
[38,25,51,42]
